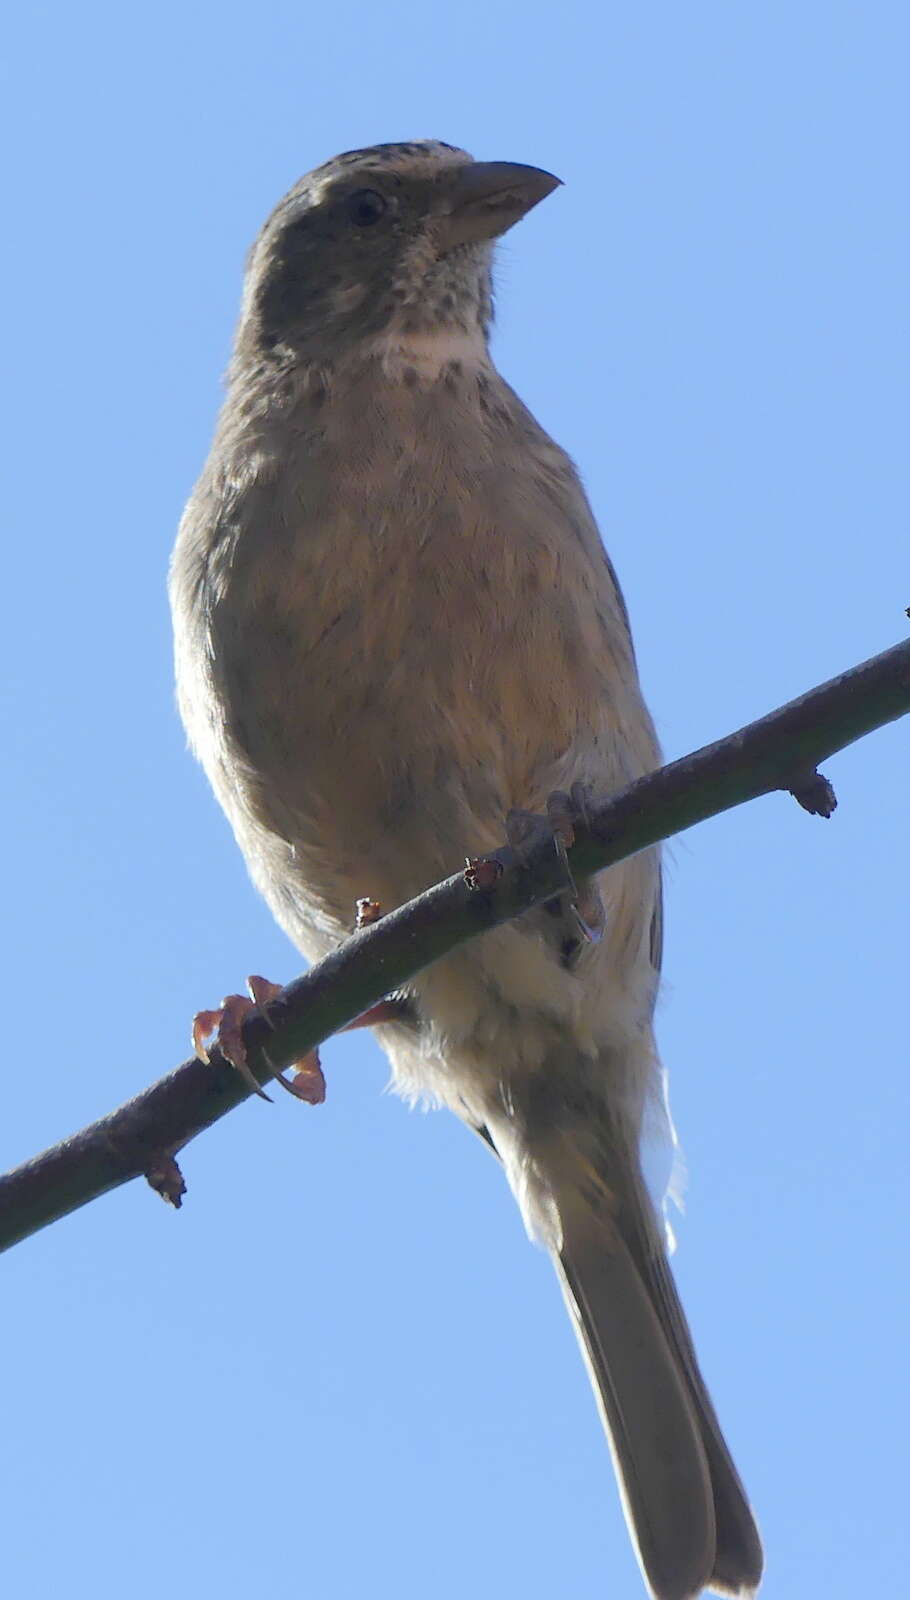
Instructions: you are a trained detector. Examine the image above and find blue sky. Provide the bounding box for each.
[2,4,907,1597]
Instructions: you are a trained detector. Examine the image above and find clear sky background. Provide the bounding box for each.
[2,5,907,1597]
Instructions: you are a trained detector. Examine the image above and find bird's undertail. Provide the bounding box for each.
[541,1133,763,1600]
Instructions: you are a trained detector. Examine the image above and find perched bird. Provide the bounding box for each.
[170,140,763,1600]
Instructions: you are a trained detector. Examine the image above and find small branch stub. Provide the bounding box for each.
[145,1154,187,1209]
[789,770,838,818]
[463,856,504,892]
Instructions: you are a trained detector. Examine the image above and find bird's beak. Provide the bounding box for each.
[437,161,561,251]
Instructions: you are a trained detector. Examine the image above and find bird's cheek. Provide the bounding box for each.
[328,280,369,316]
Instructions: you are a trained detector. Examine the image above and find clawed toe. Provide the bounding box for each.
[192,988,273,1101]
[191,974,324,1105]
[190,972,414,1108]
[285,1052,326,1103]
[506,785,605,949]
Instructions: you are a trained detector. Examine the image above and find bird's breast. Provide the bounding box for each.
[187,367,654,930]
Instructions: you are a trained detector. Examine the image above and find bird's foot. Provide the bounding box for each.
[192,975,326,1105]
[545,785,605,943]
[507,783,605,947]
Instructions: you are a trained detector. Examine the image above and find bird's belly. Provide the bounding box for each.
[210,494,646,944]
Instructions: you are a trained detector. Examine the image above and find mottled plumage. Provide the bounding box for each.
[170,141,762,1600]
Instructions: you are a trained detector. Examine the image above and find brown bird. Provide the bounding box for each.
[170,139,762,1600]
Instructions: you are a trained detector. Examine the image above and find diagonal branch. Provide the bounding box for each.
[2,635,908,1254]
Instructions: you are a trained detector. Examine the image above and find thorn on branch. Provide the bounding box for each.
[788,770,838,818]
[145,1153,187,1208]
[355,897,382,928]
[463,855,504,892]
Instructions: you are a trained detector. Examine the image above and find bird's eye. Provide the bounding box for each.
[346,189,388,227]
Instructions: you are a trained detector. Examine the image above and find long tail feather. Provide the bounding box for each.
[553,1154,762,1599]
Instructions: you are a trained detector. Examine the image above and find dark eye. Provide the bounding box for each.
[346,189,388,227]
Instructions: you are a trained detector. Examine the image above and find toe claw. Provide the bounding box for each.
[191,1009,221,1065]
[568,895,605,945]
[247,974,284,1016]
[274,1048,326,1104]
[191,993,273,1101]
[233,1056,274,1104]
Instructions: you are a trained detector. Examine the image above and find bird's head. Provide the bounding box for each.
[235,140,559,368]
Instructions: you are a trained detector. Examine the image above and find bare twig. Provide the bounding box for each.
[1,635,907,1254]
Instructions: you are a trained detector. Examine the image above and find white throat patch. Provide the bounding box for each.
[368,325,490,382]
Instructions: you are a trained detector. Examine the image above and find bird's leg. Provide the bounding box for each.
[341,998,410,1029]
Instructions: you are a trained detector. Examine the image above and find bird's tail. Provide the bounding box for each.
[502,1106,763,1600]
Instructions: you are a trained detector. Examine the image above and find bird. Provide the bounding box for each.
[169,139,763,1600]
